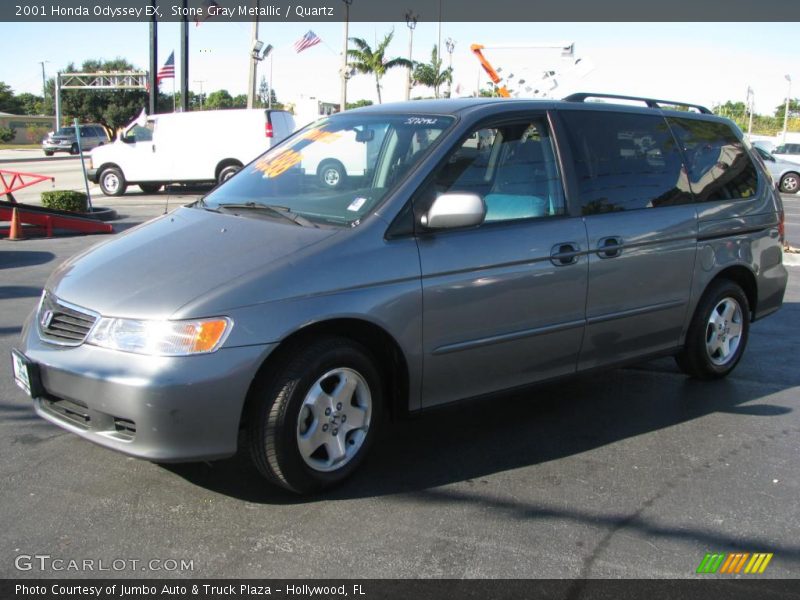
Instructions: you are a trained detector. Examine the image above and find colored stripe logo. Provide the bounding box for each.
[696,552,773,574]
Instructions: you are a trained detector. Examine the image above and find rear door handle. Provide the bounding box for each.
[550,242,581,266]
[596,236,623,259]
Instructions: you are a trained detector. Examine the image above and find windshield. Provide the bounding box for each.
[55,127,75,136]
[201,114,455,226]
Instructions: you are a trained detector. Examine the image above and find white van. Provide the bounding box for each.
[88,109,296,195]
[300,123,390,189]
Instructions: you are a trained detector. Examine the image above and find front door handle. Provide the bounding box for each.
[550,242,581,266]
[596,236,623,259]
[152,144,156,153]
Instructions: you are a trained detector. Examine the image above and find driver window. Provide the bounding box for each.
[127,121,155,142]
[419,119,565,224]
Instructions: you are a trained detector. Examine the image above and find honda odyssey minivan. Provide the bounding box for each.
[13,94,788,494]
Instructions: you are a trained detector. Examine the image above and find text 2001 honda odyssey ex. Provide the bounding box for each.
[12,94,788,493]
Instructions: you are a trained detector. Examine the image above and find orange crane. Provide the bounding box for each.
[470,42,575,98]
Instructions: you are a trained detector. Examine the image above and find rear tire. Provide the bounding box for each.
[139,183,163,194]
[675,280,750,380]
[247,337,383,494]
[99,166,127,196]
[44,150,54,157]
[779,172,799,194]
[217,164,241,186]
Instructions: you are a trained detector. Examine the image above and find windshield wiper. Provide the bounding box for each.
[216,202,317,227]
[194,197,219,212]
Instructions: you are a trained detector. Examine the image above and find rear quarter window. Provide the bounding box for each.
[667,117,758,202]
[559,110,692,215]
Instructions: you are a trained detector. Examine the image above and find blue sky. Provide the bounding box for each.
[0,21,796,114]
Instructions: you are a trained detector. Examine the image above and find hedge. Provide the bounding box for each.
[41,190,88,213]
[0,126,15,143]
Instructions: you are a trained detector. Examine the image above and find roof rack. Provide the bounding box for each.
[562,92,712,114]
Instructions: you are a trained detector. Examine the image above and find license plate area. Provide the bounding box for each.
[11,350,43,398]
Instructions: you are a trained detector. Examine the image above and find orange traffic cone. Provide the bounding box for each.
[7,207,24,241]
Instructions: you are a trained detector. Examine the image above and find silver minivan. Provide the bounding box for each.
[42,123,109,156]
[12,94,788,494]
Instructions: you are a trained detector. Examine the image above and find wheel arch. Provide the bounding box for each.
[708,265,758,319]
[239,317,411,430]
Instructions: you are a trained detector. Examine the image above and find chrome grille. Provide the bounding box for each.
[37,292,99,346]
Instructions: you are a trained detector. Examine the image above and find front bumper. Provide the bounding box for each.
[87,168,98,183]
[16,311,276,462]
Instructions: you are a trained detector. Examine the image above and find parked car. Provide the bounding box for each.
[771,142,800,165]
[13,94,788,494]
[42,124,109,156]
[87,109,296,195]
[753,146,800,194]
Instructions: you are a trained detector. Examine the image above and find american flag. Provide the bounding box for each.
[195,0,219,26]
[294,31,321,54]
[157,51,175,82]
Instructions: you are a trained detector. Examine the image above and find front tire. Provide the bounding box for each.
[779,172,799,194]
[247,337,383,494]
[675,280,750,380]
[99,166,127,196]
[317,160,346,190]
[70,143,79,155]
[44,150,54,157]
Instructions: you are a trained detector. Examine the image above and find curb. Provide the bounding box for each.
[0,155,80,165]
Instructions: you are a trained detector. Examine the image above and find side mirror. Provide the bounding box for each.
[121,135,135,144]
[421,193,485,230]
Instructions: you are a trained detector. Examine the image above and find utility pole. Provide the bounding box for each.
[746,86,754,139]
[437,0,442,63]
[37,61,48,113]
[445,38,455,98]
[54,73,61,130]
[339,0,352,112]
[247,0,260,109]
[148,0,157,114]
[179,0,189,112]
[194,80,205,109]
[783,74,792,143]
[405,11,417,101]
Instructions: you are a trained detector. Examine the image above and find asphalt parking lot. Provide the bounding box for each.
[1,170,799,579]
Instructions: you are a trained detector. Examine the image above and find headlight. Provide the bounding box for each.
[86,317,232,356]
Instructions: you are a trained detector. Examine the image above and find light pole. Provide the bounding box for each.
[783,74,792,143]
[445,38,455,98]
[37,60,49,115]
[746,86,754,139]
[405,10,418,101]
[340,0,352,112]
[193,80,205,109]
[247,0,260,109]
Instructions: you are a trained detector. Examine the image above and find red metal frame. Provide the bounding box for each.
[0,202,112,236]
[0,170,55,199]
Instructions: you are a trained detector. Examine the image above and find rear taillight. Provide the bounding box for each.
[265,122,273,138]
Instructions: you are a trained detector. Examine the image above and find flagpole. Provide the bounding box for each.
[172,76,176,112]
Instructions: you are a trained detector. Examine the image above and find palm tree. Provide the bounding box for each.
[412,45,453,99]
[347,32,412,104]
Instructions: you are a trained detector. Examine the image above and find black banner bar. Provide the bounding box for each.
[4,0,800,22]
[3,580,800,600]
